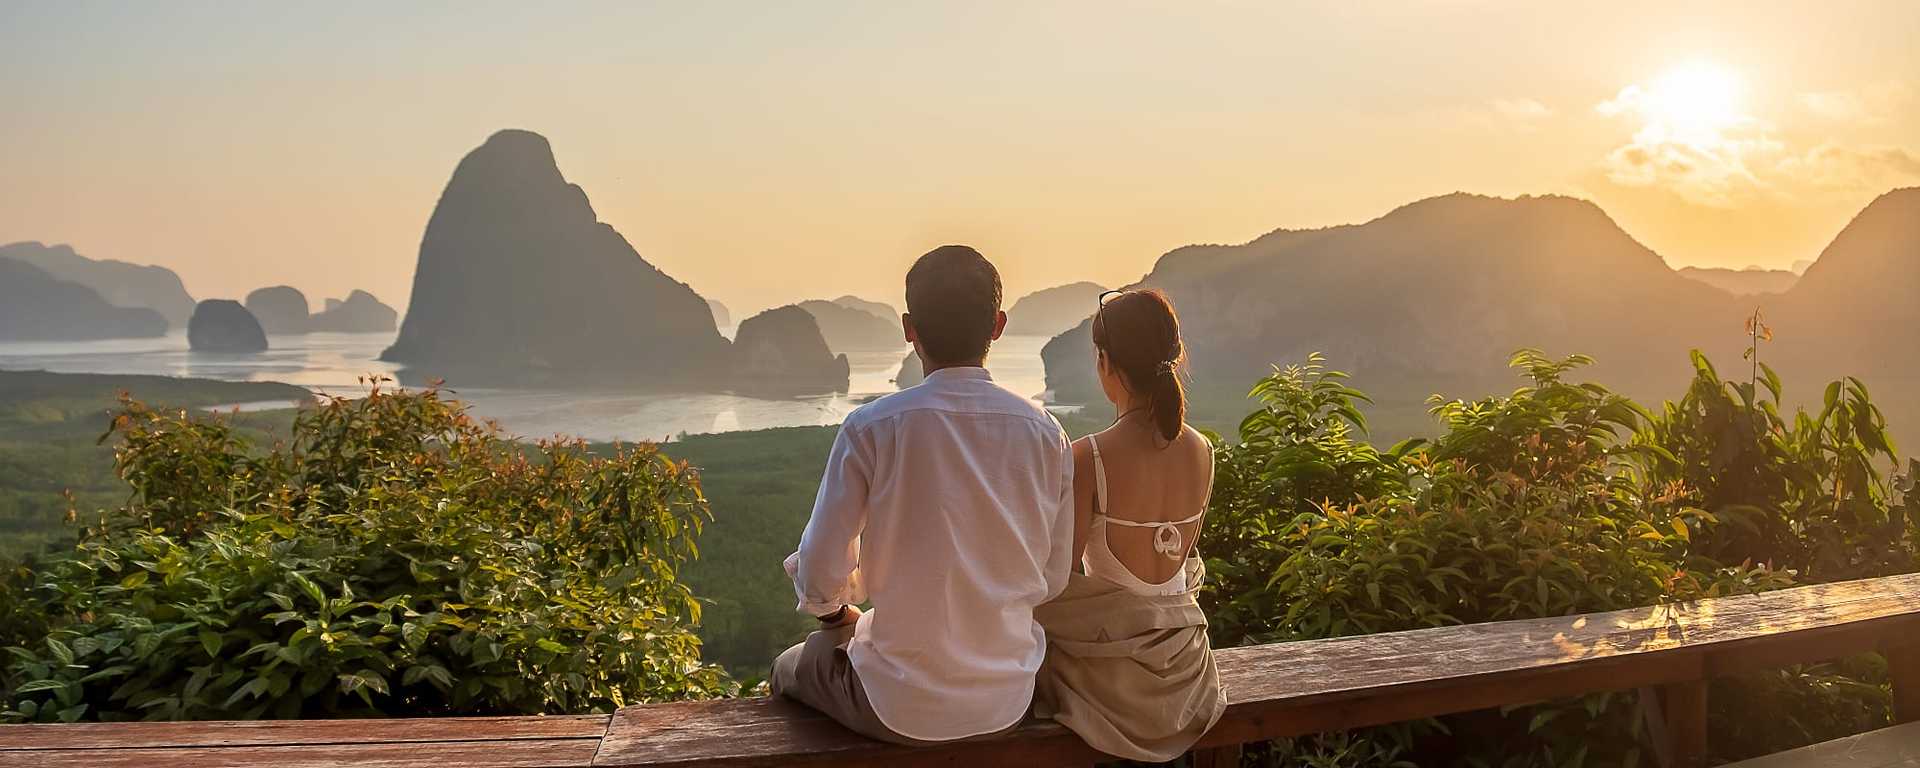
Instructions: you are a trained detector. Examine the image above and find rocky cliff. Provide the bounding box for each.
[0,257,168,341]
[381,129,731,386]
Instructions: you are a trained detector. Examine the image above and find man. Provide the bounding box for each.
[772,245,1076,745]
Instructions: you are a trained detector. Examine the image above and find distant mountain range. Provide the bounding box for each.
[1676,266,1799,295]
[1042,188,1920,437]
[0,242,196,329]
[797,299,901,353]
[0,257,168,341]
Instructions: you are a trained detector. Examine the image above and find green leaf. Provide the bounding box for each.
[13,679,69,694]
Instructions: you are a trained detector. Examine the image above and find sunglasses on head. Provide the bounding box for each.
[1096,289,1124,311]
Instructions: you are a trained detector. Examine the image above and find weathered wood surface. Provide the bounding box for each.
[0,714,610,750]
[7,573,1920,767]
[1720,721,1920,767]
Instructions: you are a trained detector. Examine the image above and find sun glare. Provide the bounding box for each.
[1640,62,1746,146]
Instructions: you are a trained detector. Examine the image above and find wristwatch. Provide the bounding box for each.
[817,605,850,624]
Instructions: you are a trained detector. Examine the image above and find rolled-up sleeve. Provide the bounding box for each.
[787,422,872,616]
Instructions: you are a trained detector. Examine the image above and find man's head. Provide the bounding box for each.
[904,245,1005,368]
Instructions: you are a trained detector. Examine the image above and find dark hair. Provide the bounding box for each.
[905,245,1002,365]
[1091,289,1186,442]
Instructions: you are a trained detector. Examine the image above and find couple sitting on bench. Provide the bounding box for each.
[772,245,1224,761]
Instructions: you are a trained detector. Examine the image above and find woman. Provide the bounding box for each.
[1033,288,1226,762]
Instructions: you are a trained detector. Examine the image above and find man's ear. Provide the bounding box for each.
[989,310,1008,341]
[901,313,917,344]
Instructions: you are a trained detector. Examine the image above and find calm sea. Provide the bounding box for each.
[0,330,1061,442]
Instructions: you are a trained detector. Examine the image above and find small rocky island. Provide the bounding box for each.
[732,306,850,395]
[187,300,269,353]
[309,290,397,333]
[244,285,311,335]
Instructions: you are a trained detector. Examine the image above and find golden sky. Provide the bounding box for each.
[3,1,1916,314]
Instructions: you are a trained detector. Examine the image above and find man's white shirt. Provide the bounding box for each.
[785,366,1074,741]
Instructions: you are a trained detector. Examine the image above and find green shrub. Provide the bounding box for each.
[1204,351,1910,767]
[1,382,732,723]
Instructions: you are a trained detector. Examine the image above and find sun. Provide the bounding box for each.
[1638,61,1746,146]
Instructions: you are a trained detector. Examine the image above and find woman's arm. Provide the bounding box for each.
[1070,435,1096,566]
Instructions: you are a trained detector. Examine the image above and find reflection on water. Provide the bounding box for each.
[0,331,1059,442]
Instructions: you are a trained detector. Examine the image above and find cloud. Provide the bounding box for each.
[1599,133,1782,208]
[1774,144,1920,189]
[1797,81,1912,123]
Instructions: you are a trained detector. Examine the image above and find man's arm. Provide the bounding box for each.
[786,422,872,617]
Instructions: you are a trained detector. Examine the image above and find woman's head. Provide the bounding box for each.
[1090,289,1186,441]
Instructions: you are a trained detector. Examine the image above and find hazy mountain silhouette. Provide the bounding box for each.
[1677,266,1799,296]
[1769,187,1920,389]
[187,299,268,353]
[894,351,923,389]
[797,299,903,353]
[0,242,196,329]
[381,130,730,386]
[1042,193,1743,429]
[308,290,397,333]
[245,285,311,334]
[707,299,732,329]
[732,306,850,395]
[1006,281,1107,337]
[830,295,896,322]
[0,257,168,341]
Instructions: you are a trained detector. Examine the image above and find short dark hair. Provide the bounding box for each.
[905,245,1002,365]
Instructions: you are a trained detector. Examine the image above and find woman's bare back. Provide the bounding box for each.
[1072,419,1214,588]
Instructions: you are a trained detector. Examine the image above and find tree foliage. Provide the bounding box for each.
[2,382,733,723]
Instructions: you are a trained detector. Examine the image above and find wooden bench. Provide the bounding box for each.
[1720,721,1920,767]
[7,572,1920,767]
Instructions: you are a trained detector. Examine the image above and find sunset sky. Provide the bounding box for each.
[3,1,1917,315]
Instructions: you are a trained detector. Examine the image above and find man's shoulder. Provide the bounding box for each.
[849,382,1062,435]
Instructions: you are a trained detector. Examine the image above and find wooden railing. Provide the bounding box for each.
[6,573,1920,767]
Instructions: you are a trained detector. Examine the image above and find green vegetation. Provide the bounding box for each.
[1205,351,1917,765]
[1,382,730,722]
[0,371,306,560]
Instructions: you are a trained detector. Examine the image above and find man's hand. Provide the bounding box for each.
[821,604,863,629]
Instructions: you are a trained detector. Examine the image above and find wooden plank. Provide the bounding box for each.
[1888,643,1920,725]
[13,738,602,768]
[1720,720,1920,767]
[0,714,611,751]
[590,697,1102,768]
[1658,680,1707,768]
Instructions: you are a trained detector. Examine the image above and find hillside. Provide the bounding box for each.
[1042,193,1745,433]
[0,242,197,329]
[1769,187,1920,400]
[830,295,896,321]
[381,129,731,386]
[0,258,169,342]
